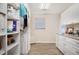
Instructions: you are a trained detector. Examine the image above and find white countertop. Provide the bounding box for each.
[57,33,79,40]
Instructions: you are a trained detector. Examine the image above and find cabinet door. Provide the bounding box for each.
[56,34,59,47]
[66,37,79,54]
[56,35,63,47]
[56,35,65,54]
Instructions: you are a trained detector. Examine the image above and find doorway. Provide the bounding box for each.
[29,14,62,55]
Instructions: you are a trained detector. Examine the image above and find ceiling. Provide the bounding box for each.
[28,3,74,15]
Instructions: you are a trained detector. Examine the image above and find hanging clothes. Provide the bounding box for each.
[20,3,28,29]
[20,3,27,17]
[23,15,27,29]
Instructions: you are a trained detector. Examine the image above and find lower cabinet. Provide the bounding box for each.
[20,28,30,55]
[56,34,79,55]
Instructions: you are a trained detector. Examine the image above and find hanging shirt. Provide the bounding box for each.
[20,3,27,17]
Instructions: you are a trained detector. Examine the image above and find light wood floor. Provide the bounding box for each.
[28,43,63,55]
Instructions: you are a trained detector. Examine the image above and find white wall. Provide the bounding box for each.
[60,4,79,26]
[30,14,60,43]
[30,4,79,44]
[60,4,79,33]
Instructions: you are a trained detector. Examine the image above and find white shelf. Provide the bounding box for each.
[0,49,5,55]
[7,15,19,20]
[0,12,6,15]
[7,42,19,51]
[0,33,6,36]
[7,32,19,35]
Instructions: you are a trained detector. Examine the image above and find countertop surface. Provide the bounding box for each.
[57,33,79,40]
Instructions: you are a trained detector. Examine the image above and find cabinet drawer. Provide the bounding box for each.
[65,42,79,54]
[58,45,65,54]
[65,38,79,48]
[57,35,79,55]
[59,44,74,55]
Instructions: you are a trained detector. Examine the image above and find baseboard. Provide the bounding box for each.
[30,43,56,45]
[30,42,56,44]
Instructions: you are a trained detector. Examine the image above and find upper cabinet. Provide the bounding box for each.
[60,4,79,25]
[24,4,31,18]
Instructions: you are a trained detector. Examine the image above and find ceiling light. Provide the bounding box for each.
[40,3,50,10]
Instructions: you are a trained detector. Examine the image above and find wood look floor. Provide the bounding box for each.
[28,43,63,55]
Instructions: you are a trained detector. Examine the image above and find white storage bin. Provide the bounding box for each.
[7,10,19,20]
[0,3,7,14]
[0,14,5,34]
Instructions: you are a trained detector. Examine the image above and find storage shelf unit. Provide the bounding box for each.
[0,3,20,55]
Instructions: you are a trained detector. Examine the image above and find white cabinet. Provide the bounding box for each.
[20,28,29,55]
[56,34,79,55]
[20,3,31,55]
